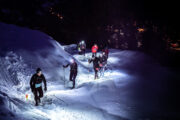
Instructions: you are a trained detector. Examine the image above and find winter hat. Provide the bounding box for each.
[36,68,41,73]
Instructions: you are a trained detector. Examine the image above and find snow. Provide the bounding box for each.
[0,22,179,120]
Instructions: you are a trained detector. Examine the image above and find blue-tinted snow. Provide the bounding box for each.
[0,22,179,120]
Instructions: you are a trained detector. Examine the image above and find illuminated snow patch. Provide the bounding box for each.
[73,54,92,67]
[27,105,110,120]
[107,57,120,64]
[45,90,78,96]
[76,70,128,85]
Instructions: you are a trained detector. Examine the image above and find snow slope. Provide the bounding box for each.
[0,22,122,120]
[0,22,179,120]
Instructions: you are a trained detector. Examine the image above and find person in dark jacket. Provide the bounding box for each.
[99,52,108,77]
[89,56,100,79]
[102,47,109,59]
[30,68,47,106]
[99,52,107,65]
[63,59,78,89]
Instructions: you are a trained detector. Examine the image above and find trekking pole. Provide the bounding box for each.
[107,61,113,72]
[53,95,68,106]
[88,63,90,80]
[63,67,66,87]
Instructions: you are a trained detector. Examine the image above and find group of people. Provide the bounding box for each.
[89,44,109,79]
[77,40,109,79]
[30,41,109,106]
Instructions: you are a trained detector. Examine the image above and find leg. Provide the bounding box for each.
[100,67,103,77]
[94,68,98,79]
[34,89,38,106]
[38,87,43,103]
[95,71,98,79]
[69,71,73,81]
[72,75,75,88]
[99,67,102,77]
[102,67,105,76]
[72,72,77,88]
[106,54,108,59]
[96,68,99,79]
[94,68,96,79]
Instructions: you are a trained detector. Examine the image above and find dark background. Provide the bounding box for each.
[0,0,180,67]
[0,0,179,45]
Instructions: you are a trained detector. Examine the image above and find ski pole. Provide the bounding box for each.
[63,67,65,87]
[88,63,90,80]
[53,95,68,106]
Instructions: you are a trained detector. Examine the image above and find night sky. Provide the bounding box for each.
[0,0,179,46]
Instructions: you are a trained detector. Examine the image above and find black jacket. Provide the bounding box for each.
[64,62,78,72]
[99,55,107,63]
[30,74,47,90]
[89,57,100,68]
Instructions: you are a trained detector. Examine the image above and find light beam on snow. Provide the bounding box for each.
[108,57,120,64]
[76,70,128,85]
[28,105,111,120]
[45,90,79,96]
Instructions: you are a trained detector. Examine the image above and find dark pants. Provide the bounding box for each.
[106,54,108,59]
[99,64,107,77]
[70,71,77,88]
[34,87,43,105]
[94,67,99,79]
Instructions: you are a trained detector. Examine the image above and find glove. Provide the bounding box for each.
[44,87,47,91]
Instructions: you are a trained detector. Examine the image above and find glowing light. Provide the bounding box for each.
[137,28,145,32]
[60,16,63,19]
[114,29,119,32]
[137,41,143,48]
[171,43,178,48]
[49,8,63,20]
[69,58,75,63]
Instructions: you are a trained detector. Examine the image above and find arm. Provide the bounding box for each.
[63,64,69,68]
[30,75,34,91]
[42,74,47,91]
[88,59,93,63]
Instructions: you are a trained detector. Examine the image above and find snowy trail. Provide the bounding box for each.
[0,47,127,119]
[18,51,128,120]
[0,48,155,120]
